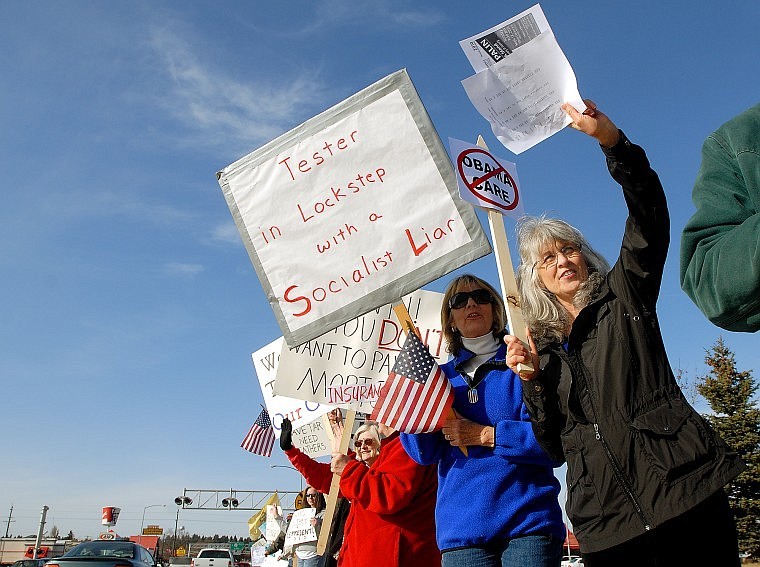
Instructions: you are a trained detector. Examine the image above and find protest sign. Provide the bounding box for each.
[253,339,334,458]
[218,69,490,346]
[449,137,523,218]
[284,508,317,548]
[273,289,448,413]
[265,505,284,542]
[459,4,585,154]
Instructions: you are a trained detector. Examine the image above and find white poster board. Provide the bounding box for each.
[265,505,284,542]
[253,340,334,458]
[274,289,447,412]
[218,69,490,346]
[283,508,317,548]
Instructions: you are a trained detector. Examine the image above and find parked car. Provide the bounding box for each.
[11,560,53,567]
[167,559,191,567]
[44,540,157,567]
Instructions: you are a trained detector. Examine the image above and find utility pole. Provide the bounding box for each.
[4,506,12,538]
[33,506,49,559]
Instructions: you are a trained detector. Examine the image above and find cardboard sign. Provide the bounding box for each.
[284,508,317,547]
[265,505,284,543]
[273,289,448,412]
[218,69,490,346]
[253,340,334,458]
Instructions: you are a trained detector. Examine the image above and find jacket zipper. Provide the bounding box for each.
[562,348,652,531]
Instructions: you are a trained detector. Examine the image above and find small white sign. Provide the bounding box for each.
[284,508,317,547]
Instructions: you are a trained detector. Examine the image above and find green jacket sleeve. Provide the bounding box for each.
[680,106,760,332]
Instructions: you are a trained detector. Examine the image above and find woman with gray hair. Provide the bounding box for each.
[505,101,743,566]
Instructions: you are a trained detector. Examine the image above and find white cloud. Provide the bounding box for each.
[164,262,204,277]
[148,25,327,150]
[211,222,242,245]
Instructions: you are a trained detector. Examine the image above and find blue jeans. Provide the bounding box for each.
[442,535,562,567]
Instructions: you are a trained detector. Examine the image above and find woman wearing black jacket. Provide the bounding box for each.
[505,101,744,566]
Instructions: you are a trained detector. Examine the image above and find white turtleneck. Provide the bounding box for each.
[460,332,499,378]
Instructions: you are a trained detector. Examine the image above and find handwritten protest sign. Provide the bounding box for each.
[218,69,490,346]
[273,289,448,413]
[284,508,317,548]
[265,505,284,542]
[253,339,334,458]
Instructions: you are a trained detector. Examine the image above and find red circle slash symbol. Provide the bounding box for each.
[456,148,519,212]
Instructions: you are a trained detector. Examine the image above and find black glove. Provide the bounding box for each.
[280,417,293,451]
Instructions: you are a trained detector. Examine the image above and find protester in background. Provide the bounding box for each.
[680,102,760,332]
[279,413,440,567]
[290,486,325,567]
[401,274,565,567]
[506,100,744,567]
[262,512,290,565]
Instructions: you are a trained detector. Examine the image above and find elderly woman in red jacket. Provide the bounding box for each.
[279,416,440,567]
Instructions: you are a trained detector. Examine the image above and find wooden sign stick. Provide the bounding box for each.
[392,302,467,457]
[475,136,534,377]
[316,408,356,555]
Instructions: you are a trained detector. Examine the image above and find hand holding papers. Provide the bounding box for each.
[460,4,585,154]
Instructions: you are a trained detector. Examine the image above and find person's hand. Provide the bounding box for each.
[442,410,495,448]
[330,452,351,475]
[310,517,318,527]
[562,99,620,148]
[504,329,540,381]
[327,408,345,452]
[279,417,293,451]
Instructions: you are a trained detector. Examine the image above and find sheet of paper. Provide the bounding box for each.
[460,5,585,154]
[459,4,550,72]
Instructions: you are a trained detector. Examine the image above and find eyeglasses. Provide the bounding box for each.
[448,289,493,310]
[354,438,375,448]
[305,493,319,499]
[535,244,582,270]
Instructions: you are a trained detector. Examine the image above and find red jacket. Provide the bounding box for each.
[286,432,440,567]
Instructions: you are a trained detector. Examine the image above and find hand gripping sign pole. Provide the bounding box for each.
[475,135,534,377]
[316,409,356,555]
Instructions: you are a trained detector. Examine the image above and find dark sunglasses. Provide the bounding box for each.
[306,493,319,498]
[354,438,375,448]
[448,289,493,310]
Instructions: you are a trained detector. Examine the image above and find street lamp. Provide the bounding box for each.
[140,504,166,539]
[270,465,304,491]
[173,496,192,557]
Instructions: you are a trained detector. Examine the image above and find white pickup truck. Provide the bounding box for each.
[190,549,234,567]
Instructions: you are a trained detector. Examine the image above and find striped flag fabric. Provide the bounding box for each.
[241,408,276,457]
[370,331,454,433]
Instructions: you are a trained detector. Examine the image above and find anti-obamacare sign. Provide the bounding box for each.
[217,69,490,346]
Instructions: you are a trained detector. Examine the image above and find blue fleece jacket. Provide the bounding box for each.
[400,343,565,551]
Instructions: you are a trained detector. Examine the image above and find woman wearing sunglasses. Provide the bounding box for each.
[279,414,440,567]
[288,486,325,567]
[401,274,565,567]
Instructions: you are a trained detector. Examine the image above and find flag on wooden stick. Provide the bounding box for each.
[370,331,453,433]
[241,408,276,457]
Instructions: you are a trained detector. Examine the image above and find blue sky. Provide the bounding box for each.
[1,0,758,541]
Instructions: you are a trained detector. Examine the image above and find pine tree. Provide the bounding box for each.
[697,337,760,558]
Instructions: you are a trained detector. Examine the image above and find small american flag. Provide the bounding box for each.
[241,408,276,457]
[370,331,453,433]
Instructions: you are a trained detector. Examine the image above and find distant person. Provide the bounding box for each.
[290,486,325,567]
[400,274,565,567]
[505,100,744,566]
[279,414,440,567]
[680,102,760,332]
